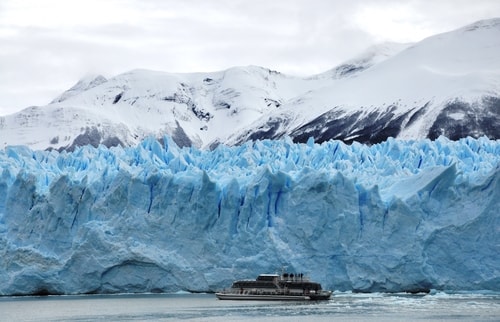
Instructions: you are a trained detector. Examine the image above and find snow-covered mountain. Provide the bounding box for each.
[0,66,326,151]
[227,18,500,146]
[1,19,499,151]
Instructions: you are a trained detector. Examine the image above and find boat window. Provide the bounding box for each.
[256,275,278,281]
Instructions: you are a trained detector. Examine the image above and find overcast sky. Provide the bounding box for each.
[1,0,500,115]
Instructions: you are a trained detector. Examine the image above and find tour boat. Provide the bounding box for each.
[216,270,332,301]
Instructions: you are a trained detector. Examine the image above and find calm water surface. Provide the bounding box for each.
[0,292,499,321]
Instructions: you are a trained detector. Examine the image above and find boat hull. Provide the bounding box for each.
[215,291,331,301]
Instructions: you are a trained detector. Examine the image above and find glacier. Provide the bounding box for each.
[0,136,499,295]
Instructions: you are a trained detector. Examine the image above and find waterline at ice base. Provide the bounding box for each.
[0,136,498,295]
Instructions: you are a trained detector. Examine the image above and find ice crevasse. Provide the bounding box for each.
[0,136,498,295]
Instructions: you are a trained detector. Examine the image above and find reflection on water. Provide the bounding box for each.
[0,292,499,321]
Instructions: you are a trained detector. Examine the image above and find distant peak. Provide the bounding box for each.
[316,41,411,79]
[75,74,108,89]
[347,42,413,66]
[51,74,107,104]
[461,17,500,32]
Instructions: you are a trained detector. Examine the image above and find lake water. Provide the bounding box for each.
[0,292,499,321]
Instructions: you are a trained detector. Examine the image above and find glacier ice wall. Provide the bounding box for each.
[0,136,499,295]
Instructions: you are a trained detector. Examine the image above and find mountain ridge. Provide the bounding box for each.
[1,18,499,151]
